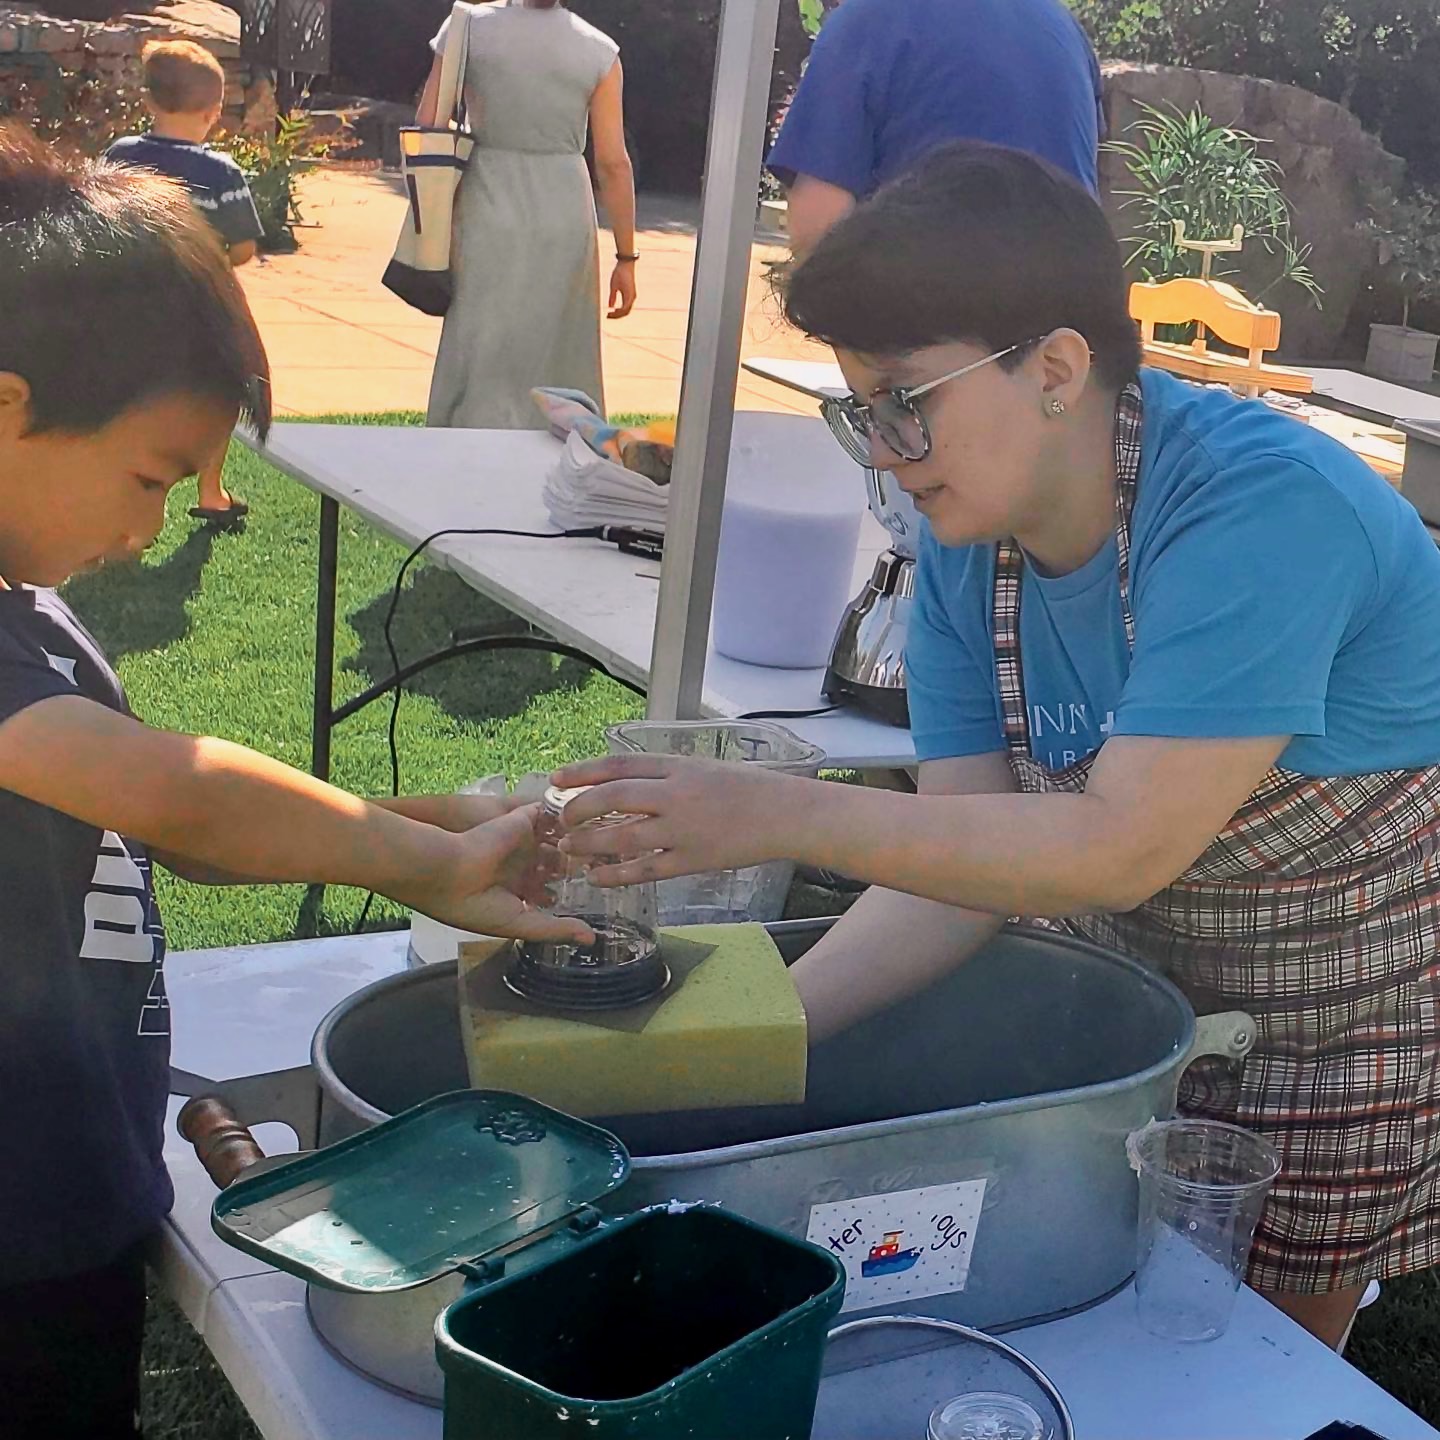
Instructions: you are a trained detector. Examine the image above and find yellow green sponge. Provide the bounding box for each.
[457,924,807,1119]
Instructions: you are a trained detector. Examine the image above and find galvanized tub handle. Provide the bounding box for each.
[826,1315,1076,1440]
[1182,1010,1258,1070]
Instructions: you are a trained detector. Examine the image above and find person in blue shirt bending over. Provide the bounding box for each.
[554,142,1440,1354]
[767,0,1105,254]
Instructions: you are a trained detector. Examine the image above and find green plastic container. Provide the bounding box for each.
[437,1204,844,1440]
[209,1090,844,1435]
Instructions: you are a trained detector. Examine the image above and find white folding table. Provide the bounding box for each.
[245,423,917,773]
[158,932,1440,1440]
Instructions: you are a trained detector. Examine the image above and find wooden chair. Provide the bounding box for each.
[1129,276,1313,397]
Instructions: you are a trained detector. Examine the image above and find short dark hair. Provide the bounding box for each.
[784,142,1142,392]
[0,122,271,438]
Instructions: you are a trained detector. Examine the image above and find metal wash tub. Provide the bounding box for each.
[296,919,1253,1401]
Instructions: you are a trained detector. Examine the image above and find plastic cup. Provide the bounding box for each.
[1126,1118,1280,1342]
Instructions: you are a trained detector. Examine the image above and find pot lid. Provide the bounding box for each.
[211,1090,630,1293]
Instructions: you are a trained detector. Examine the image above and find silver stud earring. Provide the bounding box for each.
[1048,398,1067,417]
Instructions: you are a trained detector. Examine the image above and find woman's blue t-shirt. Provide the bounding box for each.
[906,368,1440,777]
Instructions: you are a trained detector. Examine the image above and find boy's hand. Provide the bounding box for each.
[401,806,592,944]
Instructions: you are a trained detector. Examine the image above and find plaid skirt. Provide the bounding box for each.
[1056,761,1440,1293]
[991,382,1440,1293]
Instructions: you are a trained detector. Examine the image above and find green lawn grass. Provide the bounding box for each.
[56,415,1435,1434]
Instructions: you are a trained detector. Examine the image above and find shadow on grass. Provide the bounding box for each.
[61,526,218,662]
[344,566,600,728]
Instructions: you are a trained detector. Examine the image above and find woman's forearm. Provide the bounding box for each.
[416,62,442,125]
[791,885,1005,1042]
[597,158,636,257]
[771,780,1153,917]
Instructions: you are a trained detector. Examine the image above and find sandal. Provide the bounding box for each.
[189,500,250,528]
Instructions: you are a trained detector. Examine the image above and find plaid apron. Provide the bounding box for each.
[995,383,1440,1292]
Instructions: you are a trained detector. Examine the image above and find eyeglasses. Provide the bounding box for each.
[820,338,1041,466]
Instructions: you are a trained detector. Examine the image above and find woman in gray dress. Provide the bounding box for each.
[417,0,637,429]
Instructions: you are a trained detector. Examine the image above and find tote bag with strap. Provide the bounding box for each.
[382,1,474,316]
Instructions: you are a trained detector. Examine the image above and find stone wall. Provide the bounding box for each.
[1101,62,1405,360]
[0,0,275,134]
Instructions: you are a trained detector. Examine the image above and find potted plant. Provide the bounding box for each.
[1107,103,1322,308]
[1362,184,1440,385]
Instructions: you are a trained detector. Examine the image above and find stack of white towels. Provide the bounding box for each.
[542,430,669,532]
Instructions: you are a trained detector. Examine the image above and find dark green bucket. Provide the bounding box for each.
[436,1204,845,1440]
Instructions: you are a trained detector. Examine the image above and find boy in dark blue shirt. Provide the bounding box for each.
[108,40,264,526]
[767,0,1105,254]
[0,123,584,1439]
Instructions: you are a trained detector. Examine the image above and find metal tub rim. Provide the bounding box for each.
[311,921,1197,1161]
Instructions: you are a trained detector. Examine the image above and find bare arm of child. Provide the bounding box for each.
[151,795,519,885]
[0,693,586,942]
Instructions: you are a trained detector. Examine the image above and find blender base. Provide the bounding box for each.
[823,668,911,728]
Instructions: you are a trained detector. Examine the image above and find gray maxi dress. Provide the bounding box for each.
[427,1,618,429]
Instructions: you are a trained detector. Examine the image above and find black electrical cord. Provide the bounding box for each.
[738,705,840,722]
[352,524,648,934]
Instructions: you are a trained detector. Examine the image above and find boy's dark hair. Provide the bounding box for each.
[784,141,1143,392]
[0,122,271,438]
[142,39,226,115]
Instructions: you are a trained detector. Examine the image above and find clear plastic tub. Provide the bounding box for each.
[604,721,827,925]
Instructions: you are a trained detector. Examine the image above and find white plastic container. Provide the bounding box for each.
[712,413,865,669]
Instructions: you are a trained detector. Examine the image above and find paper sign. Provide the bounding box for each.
[807,1179,987,1312]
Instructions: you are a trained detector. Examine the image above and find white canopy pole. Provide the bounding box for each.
[645,0,784,720]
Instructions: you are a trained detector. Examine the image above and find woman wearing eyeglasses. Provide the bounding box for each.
[555,141,1440,1348]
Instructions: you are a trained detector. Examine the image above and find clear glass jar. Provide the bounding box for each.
[509,786,666,1010]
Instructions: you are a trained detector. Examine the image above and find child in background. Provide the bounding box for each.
[108,40,264,527]
[0,124,584,1439]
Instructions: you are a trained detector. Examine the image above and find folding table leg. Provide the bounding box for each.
[312,495,339,782]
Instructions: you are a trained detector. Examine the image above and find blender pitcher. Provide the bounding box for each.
[508,785,666,1010]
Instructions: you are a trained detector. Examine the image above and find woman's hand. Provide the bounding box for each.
[403,806,593,943]
[549,755,807,885]
[608,260,637,320]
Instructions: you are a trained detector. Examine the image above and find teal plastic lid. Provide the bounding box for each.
[211,1090,631,1293]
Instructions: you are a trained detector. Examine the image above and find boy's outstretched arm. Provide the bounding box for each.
[151,793,521,885]
[0,694,585,943]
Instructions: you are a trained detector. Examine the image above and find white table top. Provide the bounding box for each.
[159,931,1439,1440]
[246,424,915,771]
[1307,367,1440,428]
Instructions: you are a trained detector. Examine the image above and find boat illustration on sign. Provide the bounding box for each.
[860,1229,923,1278]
